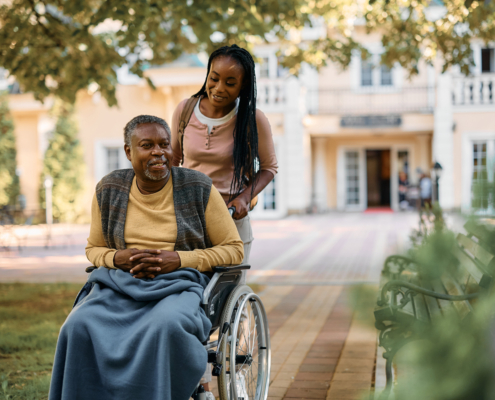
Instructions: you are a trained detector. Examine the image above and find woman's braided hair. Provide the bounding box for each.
[193,44,259,203]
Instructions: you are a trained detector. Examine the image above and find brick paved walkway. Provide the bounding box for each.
[0,212,419,399]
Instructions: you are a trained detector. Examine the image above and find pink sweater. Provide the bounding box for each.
[171,98,278,200]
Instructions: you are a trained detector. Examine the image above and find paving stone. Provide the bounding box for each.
[268,387,290,397]
[284,388,328,398]
[331,372,372,382]
[279,289,353,399]
[270,379,293,388]
[335,359,374,374]
[291,380,331,389]
[302,357,339,365]
[295,372,334,381]
[327,385,370,400]
[299,364,337,373]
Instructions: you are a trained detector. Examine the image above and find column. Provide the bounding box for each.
[11,113,42,210]
[283,77,311,213]
[433,73,455,209]
[313,137,328,211]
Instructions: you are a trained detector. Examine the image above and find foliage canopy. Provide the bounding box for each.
[2,0,495,106]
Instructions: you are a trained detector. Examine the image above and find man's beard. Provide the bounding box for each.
[144,167,169,181]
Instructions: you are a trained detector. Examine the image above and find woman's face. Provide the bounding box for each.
[206,56,245,108]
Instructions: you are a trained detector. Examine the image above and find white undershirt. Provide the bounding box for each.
[194,98,239,134]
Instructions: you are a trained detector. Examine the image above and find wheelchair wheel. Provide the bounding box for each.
[217,285,271,400]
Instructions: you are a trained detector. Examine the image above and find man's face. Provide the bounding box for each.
[125,123,173,183]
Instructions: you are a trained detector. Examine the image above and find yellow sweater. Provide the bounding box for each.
[85,175,244,272]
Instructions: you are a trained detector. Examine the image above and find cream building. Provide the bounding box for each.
[5,28,495,218]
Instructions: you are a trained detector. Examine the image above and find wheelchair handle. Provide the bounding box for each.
[228,206,236,217]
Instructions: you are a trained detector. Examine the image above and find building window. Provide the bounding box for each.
[345,151,360,205]
[107,148,120,173]
[263,178,276,210]
[104,146,130,176]
[473,142,487,180]
[259,57,270,78]
[277,57,287,78]
[380,64,393,86]
[359,55,395,87]
[471,142,489,210]
[481,48,494,73]
[361,60,373,87]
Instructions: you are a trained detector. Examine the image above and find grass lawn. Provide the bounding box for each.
[0,283,81,400]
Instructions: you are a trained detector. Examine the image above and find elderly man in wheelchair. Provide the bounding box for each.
[48,115,270,400]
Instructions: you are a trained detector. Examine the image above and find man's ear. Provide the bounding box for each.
[124,144,132,162]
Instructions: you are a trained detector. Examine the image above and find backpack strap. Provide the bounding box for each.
[178,97,200,165]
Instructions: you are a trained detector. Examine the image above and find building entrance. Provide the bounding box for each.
[366,150,391,207]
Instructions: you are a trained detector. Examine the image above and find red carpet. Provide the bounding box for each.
[364,207,394,213]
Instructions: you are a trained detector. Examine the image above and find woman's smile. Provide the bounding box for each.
[211,94,225,102]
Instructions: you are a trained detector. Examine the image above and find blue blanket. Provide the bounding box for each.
[49,267,212,400]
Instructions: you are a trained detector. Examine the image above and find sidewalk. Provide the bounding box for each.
[0,212,419,399]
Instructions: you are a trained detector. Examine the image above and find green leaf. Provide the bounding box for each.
[2,0,495,106]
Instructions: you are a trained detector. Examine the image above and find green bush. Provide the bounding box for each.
[0,93,20,207]
[384,209,495,399]
[395,292,495,400]
[39,101,85,223]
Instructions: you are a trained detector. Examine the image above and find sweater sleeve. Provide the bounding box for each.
[85,193,118,269]
[171,99,188,167]
[176,185,244,272]
[256,109,278,176]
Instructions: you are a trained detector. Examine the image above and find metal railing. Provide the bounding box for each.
[452,73,495,107]
[308,86,435,115]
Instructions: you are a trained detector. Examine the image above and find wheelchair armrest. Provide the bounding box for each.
[211,264,250,273]
[85,266,98,273]
[202,265,249,306]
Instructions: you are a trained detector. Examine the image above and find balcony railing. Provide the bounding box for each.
[309,86,435,115]
[257,79,286,113]
[452,74,495,107]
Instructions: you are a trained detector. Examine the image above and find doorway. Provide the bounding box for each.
[366,150,391,207]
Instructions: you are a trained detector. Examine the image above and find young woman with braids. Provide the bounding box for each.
[171,44,278,269]
[171,46,277,396]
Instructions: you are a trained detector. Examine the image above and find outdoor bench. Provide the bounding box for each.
[374,221,495,399]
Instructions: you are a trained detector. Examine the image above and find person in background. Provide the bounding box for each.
[419,171,432,208]
[399,171,409,210]
[171,44,278,399]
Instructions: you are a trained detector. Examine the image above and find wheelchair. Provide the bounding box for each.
[192,264,271,400]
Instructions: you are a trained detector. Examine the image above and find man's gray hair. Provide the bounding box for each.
[124,115,171,147]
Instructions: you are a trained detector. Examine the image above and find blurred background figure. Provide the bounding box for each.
[419,169,432,208]
[398,171,409,210]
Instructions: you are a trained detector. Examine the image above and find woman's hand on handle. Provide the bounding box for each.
[227,170,275,220]
[227,194,250,220]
